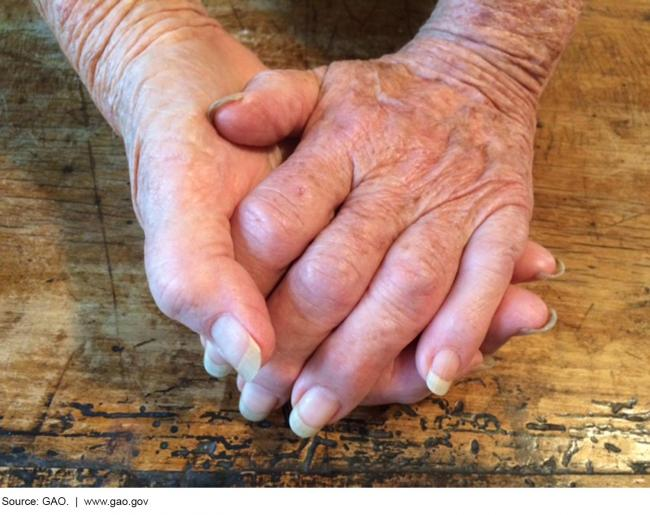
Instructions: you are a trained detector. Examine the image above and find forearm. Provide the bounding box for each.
[33,0,223,133]
[414,0,582,98]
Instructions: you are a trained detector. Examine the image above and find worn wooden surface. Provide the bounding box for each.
[0,0,649,487]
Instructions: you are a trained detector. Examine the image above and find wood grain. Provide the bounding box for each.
[0,0,648,487]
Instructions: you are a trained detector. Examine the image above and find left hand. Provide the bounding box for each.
[213,38,546,436]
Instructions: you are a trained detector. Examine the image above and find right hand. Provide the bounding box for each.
[209,64,563,423]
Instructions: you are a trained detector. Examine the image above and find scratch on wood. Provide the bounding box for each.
[525,422,567,432]
[562,439,580,467]
[575,303,595,333]
[68,403,176,420]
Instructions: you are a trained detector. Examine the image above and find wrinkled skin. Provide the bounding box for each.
[103,21,555,415]
[35,0,558,433]
[211,39,555,426]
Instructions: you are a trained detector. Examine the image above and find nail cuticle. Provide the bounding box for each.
[518,307,558,336]
[207,92,244,120]
[536,258,565,280]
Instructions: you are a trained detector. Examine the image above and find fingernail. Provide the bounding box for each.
[201,335,234,378]
[239,382,278,422]
[203,349,234,378]
[210,315,261,382]
[207,92,244,119]
[289,386,340,438]
[518,308,558,335]
[536,258,565,280]
[426,349,461,396]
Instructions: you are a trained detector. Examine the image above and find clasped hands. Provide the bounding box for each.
[122,22,561,438]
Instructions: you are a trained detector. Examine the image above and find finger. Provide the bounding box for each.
[480,285,556,355]
[237,195,405,421]
[415,206,530,396]
[287,211,468,437]
[231,132,352,295]
[139,126,275,383]
[146,203,272,383]
[212,69,354,294]
[238,237,556,417]
[512,240,564,283]
[362,285,552,405]
[361,346,483,406]
[211,68,325,147]
[200,334,234,379]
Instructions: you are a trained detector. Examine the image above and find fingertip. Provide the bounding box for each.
[513,240,560,283]
[212,69,321,147]
[289,386,340,438]
[464,351,484,374]
[203,348,234,379]
[480,286,552,355]
[212,93,284,146]
[512,287,550,330]
[518,307,558,335]
[209,314,264,382]
[239,382,278,422]
[536,258,565,280]
[425,348,461,396]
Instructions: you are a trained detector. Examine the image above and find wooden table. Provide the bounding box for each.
[1,0,648,487]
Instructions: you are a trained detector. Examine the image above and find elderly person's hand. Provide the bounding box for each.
[36,0,553,395]
[211,0,580,435]
[36,0,284,379]
[38,0,576,438]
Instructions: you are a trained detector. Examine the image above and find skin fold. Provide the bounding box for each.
[35,0,580,438]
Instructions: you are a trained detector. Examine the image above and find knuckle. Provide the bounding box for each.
[482,234,519,271]
[247,69,281,89]
[374,250,448,325]
[495,178,534,220]
[292,251,363,318]
[235,189,300,265]
[474,208,530,272]
[146,262,192,322]
[144,239,206,324]
[386,250,445,302]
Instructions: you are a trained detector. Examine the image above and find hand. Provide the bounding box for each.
[68,6,557,414]
[98,17,558,412]
[230,242,560,413]
[46,2,557,415]
[91,11,285,381]
[212,38,556,435]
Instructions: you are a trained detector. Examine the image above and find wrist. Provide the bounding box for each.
[407,0,582,102]
[36,0,232,135]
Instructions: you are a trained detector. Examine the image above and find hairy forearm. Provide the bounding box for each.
[33,0,222,132]
[408,0,582,105]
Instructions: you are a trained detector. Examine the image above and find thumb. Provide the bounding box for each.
[146,223,273,383]
[135,120,276,383]
[210,68,325,147]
